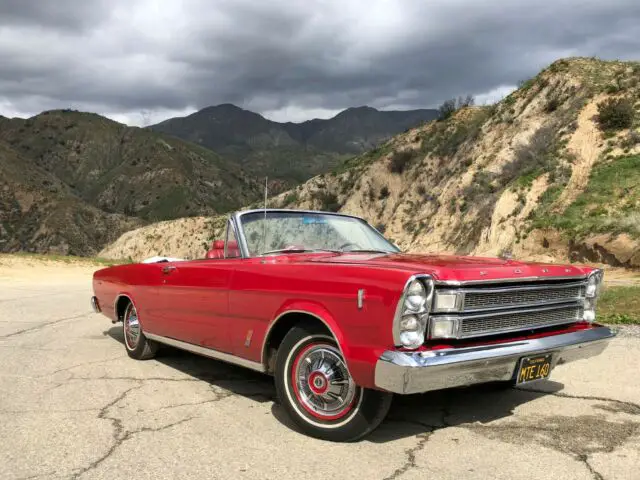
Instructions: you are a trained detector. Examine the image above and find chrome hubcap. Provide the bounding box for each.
[294,344,357,418]
[124,306,140,350]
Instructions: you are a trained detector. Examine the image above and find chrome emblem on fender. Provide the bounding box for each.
[357,289,365,309]
[514,268,522,274]
[479,271,488,276]
[244,330,253,347]
[542,268,549,273]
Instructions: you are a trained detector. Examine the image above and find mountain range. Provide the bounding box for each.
[0,105,436,255]
[149,104,438,187]
[0,110,261,255]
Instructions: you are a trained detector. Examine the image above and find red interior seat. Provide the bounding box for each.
[205,240,240,259]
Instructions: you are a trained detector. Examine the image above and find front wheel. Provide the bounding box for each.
[275,325,392,442]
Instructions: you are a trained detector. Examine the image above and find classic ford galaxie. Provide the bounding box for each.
[91,209,614,441]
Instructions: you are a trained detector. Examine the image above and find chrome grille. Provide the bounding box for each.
[459,305,583,338]
[463,284,585,312]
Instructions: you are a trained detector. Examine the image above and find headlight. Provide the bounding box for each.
[583,269,603,322]
[429,317,459,339]
[405,280,427,311]
[393,276,434,349]
[433,291,462,312]
[585,270,603,298]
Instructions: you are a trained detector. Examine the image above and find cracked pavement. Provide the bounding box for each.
[1,264,639,480]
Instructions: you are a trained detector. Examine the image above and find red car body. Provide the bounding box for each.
[91,209,614,440]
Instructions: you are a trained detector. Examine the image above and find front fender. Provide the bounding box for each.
[265,299,384,388]
[270,299,350,357]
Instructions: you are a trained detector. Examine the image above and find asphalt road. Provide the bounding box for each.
[1,269,639,480]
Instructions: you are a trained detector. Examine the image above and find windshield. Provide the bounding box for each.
[239,211,400,257]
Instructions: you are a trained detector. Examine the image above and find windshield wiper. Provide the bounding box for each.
[261,248,340,256]
[343,249,392,254]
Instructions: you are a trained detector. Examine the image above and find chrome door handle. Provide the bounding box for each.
[162,265,177,274]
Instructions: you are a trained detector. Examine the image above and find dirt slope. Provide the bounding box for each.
[102,58,640,267]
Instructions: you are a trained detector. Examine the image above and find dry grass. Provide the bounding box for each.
[598,285,640,324]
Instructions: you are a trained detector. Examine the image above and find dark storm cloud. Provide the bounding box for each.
[0,0,113,30]
[0,0,639,124]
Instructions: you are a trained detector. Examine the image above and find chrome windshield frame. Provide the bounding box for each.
[232,208,398,259]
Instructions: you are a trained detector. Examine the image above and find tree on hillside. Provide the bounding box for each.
[438,95,475,120]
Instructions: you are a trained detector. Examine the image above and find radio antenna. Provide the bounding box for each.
[262,177,268,255]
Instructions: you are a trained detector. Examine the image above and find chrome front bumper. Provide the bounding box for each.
[374,326,615,394]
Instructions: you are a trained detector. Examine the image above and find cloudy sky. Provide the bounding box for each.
[0,0,638,125]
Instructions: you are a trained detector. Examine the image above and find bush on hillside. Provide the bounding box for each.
[596,98,635,131]
[501,124,557,184]
[388,149,415,174]
[544,96,561,113]
[311,190,342,212]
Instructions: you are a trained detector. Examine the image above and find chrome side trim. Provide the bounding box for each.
[435,275,588,286]
[375,326,615,394]
[145,333,266,373]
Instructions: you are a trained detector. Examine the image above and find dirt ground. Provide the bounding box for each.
[1,256,639,480]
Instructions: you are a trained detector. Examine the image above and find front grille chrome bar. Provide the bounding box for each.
[435,303,584,339]
[430,277,588,339]
[460,281,586,313]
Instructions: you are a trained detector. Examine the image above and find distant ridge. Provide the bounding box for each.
[150,104,438,187]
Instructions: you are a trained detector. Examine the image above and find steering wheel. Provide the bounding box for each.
[338,242,359,251]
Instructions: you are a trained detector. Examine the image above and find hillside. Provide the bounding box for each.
[0,140,141,255]
[0,110,261,220]
[149,104,438,188]
[101,58,640,268]
[0,110,261,255]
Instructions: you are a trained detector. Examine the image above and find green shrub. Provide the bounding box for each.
[388,149,415,174]
[544,96,561,113]
[311,190,342,212]
[596,97,635,131]
[501,124,557,185]
[282,191,298,206]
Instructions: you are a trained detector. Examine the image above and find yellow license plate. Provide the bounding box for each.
[516,354,552,384]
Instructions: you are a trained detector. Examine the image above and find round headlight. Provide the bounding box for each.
[400,315,420,331]
[405,280,426,311]
[399,330,424,348]
[586,271,602,297]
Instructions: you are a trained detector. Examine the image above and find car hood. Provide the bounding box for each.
[305,252,591,284]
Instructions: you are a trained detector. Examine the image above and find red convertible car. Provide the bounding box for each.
[91,209,614,441]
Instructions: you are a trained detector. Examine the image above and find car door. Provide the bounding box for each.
[155,220,242,352]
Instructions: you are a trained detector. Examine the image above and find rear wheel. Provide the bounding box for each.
[122,302,157,360]
[275,325,392,442]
